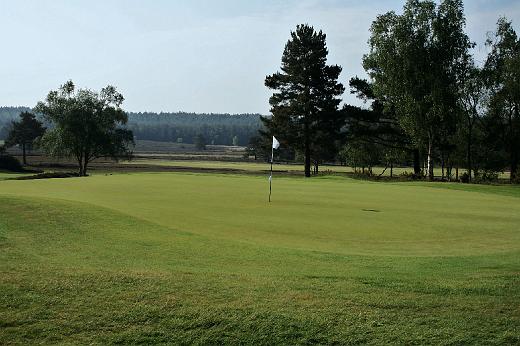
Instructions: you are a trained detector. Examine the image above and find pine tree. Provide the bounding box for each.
[264,24,344,177]
[6,111,46,165]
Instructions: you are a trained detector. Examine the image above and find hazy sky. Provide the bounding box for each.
[1,0,519,114]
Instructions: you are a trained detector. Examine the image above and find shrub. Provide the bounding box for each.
[474,170,499,183]
[399,171,422,180]
[13,172,79,180]
[460,172,470,183]
[0,155,23,172]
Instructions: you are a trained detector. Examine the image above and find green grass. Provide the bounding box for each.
[1,173,519,344]
[0,172,32,181]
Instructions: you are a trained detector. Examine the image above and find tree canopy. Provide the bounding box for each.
[363,0,473,180]
[483,17,520,181]
[35,81,134,176]
[5,111,45,165]
[263,24,344,177]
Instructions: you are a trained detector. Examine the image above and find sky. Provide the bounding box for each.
[0,0,519,114]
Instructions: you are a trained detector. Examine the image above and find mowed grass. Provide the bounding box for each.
[1,173,519,344]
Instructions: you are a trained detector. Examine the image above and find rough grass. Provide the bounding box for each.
[1,173,519,344]
[123,159,513,180]
[123,159,414,175]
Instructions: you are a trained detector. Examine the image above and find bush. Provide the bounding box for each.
[460,172,470,183]
[474,170,499,183]
[399,171,422,180]
[13,172,79,180]
[513,165,520,184]
[0,155,23,172]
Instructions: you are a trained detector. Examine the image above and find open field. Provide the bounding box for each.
[123,158,445,176]
[1,172,519,344]
[124,158,516,181]
[4,139,511,179]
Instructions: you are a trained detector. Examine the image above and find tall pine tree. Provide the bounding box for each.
[6,111,46,165]
[263,24,344,177]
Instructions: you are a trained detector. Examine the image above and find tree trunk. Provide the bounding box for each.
[509,107,517,182]
[22,143,26,165]
[413,149,421,176]
[390,163,393,178]
[427,135,434,181]
[456,166,459,181]
[304,118,311,177]
[511,151,518,182]
[304,144,311,178]
[77,154,83,176]
[467,125,473,183]
[83,156,89,176]
[441,152,445,181]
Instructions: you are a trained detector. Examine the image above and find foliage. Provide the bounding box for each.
[5,111,46,164]
[474,169,500,183]
[0,123,11,140]
[0,154,23,172]
[35,81,134,176]
[343,77,420,174]
[456,61,486,183]
[363,0,473,180]
[127,112,263,146]
[0,107,32,140]
[264,24,345,177]
[194,133,207,150]
[483,17,520,182]
[1,107,263,147]
[338,141,380,174]
[244,135,269,161]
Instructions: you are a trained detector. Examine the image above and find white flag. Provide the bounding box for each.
[272,136,280,149]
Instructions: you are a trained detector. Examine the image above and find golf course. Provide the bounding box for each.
[1,172,519,344]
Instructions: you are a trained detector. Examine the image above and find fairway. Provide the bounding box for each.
[1,173,520,344]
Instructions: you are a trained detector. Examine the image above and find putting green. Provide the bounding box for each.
[1,173,519,344]
[0,173,519,256]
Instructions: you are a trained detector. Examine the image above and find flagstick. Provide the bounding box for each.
[269,144,274,202]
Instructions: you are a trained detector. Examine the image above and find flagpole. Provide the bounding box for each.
[269,144,274,202]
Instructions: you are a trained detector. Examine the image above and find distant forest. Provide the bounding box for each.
[0,107,264,146]
[127,112,263,146]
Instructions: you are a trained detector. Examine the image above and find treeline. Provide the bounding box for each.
[0,108,265,147]
[127,112,263,146]
[0,107,31,139]
[342,6,520,183]
[256,0,520,182]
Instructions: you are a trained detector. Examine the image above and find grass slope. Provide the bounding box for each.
[1,173,519,344]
